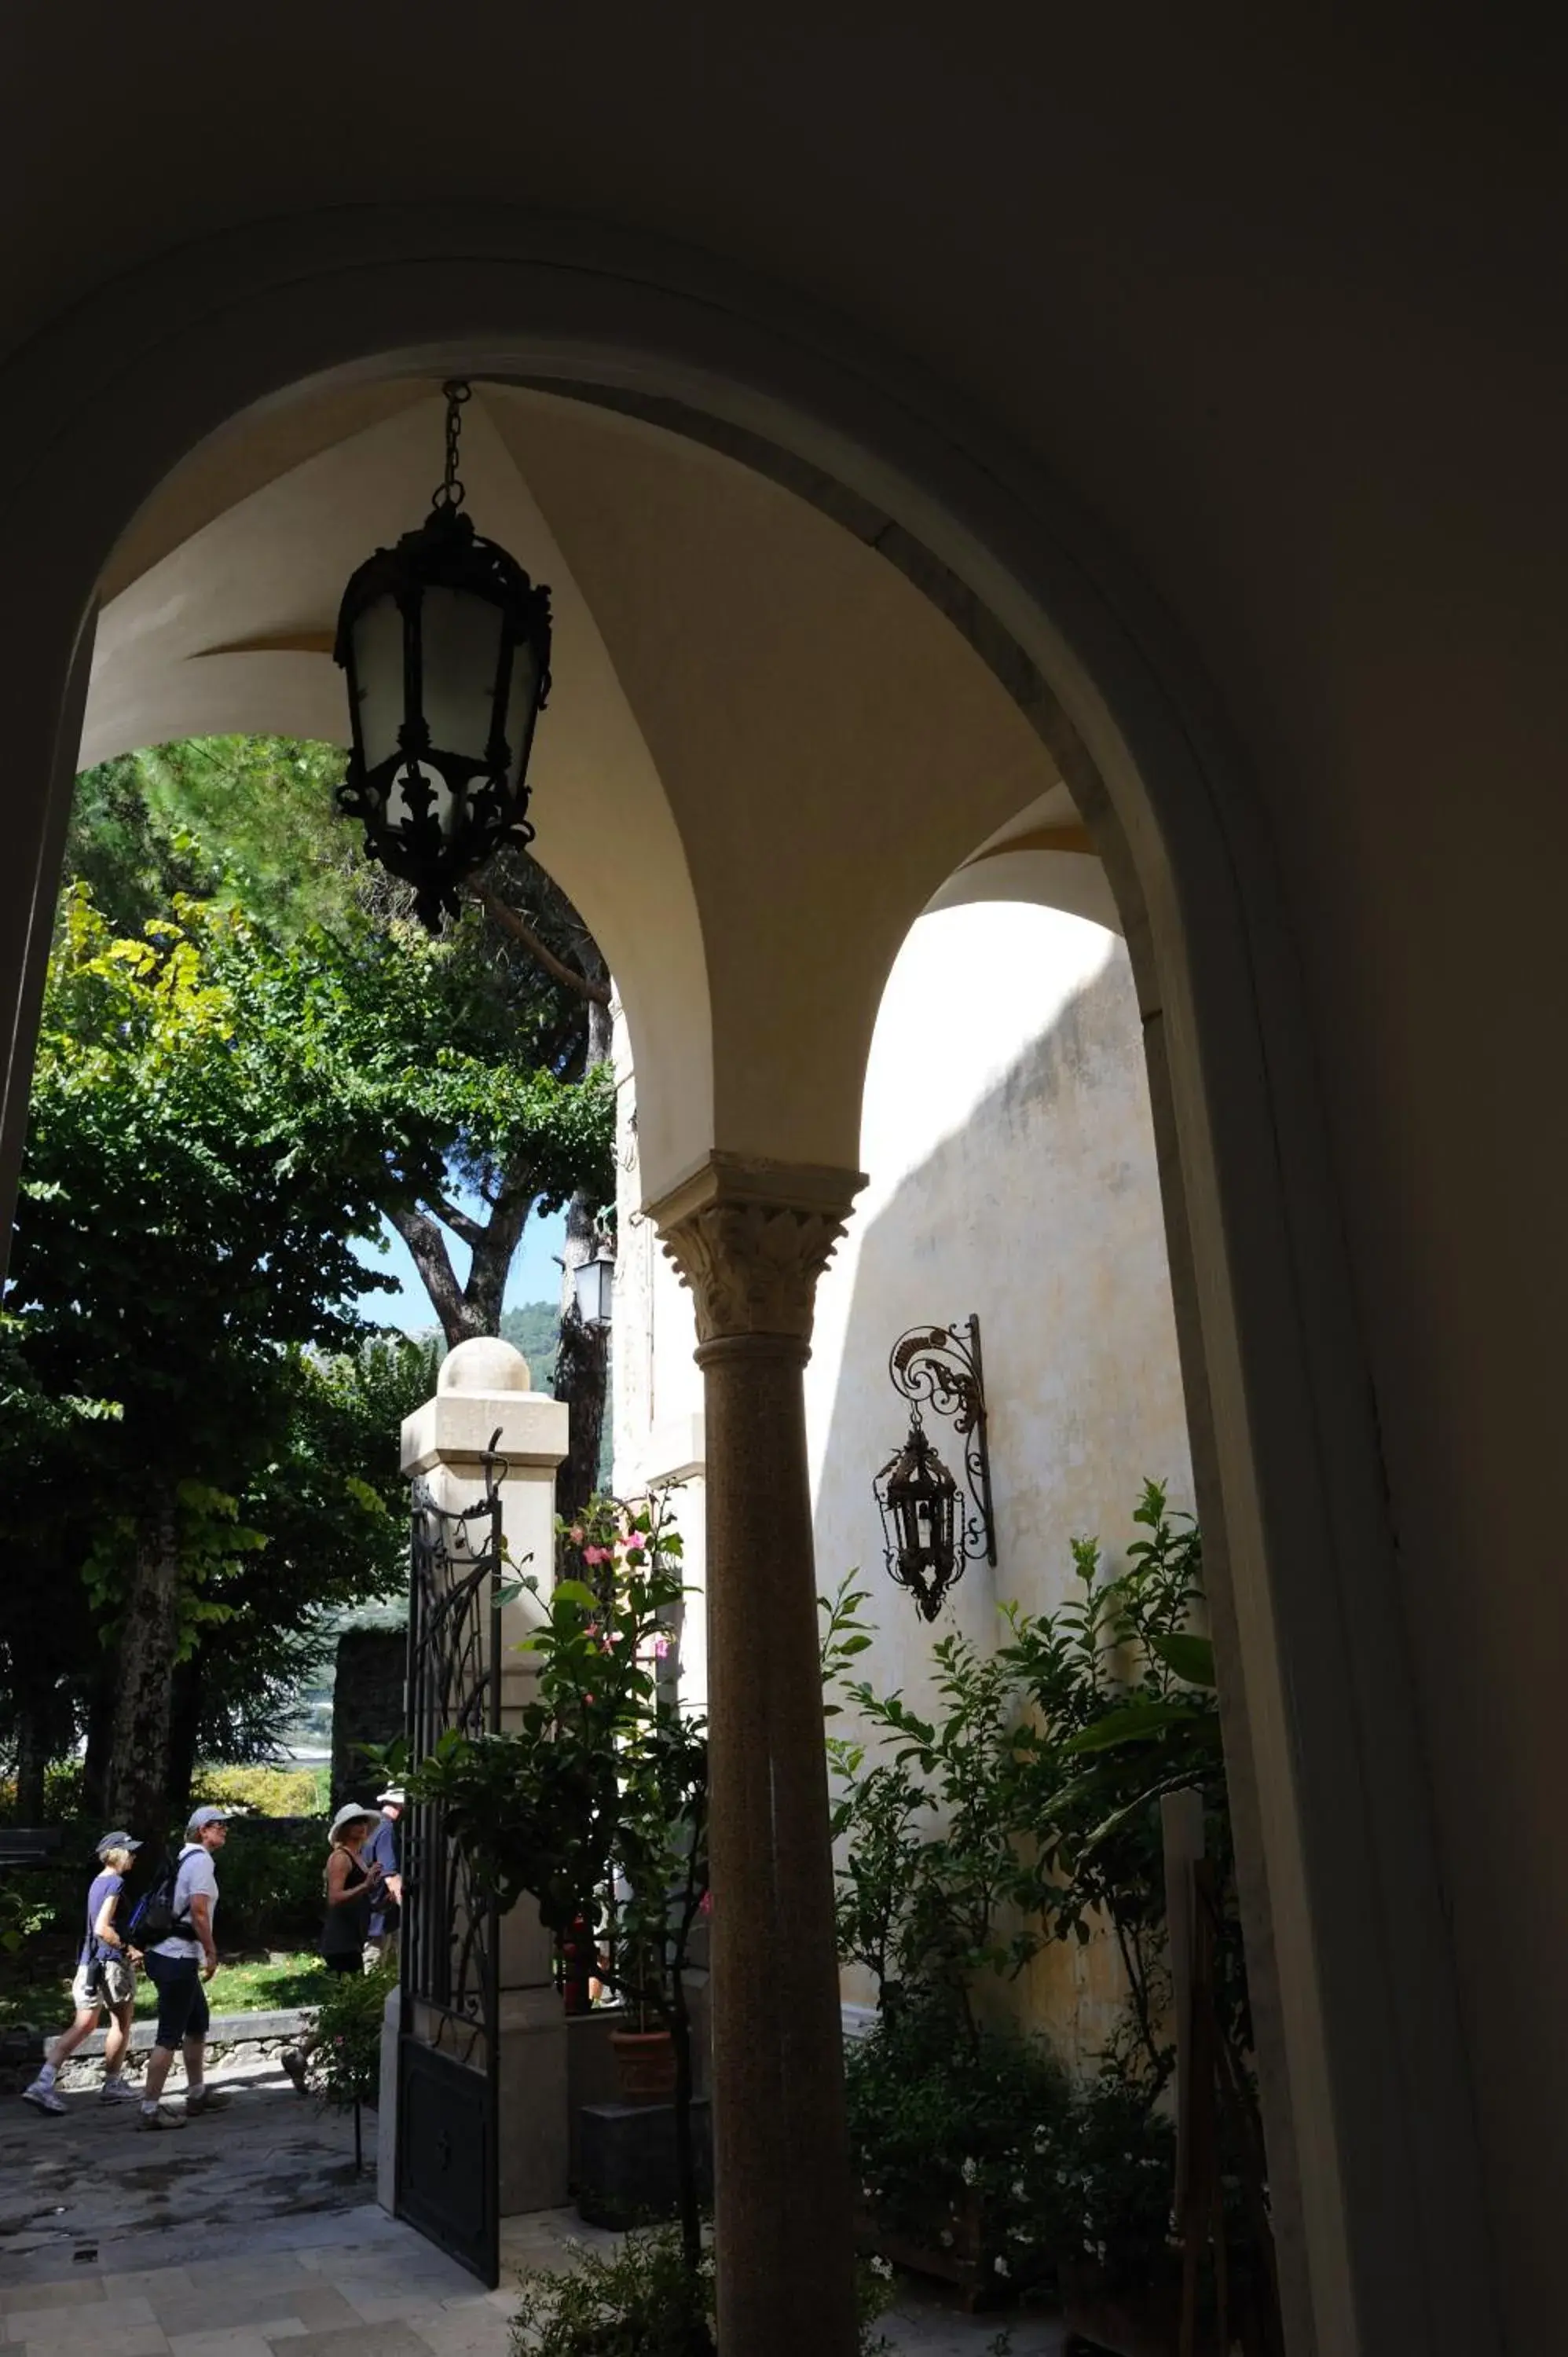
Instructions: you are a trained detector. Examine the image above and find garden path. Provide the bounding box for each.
[0,2054,1067,2355]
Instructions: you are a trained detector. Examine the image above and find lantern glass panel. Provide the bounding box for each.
[503,639,546,794]
[419,585,506,766]
[573,1253,614,1326]
[350,591,407,777]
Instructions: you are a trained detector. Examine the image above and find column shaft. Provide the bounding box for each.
[700,1332,859,2356]
[652,1154,865,2357]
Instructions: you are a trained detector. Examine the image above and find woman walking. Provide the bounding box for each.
[21,1833,142,2113]
[280,1804,383,2091]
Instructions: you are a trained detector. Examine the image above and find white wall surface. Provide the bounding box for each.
[614,902,1192,1879]
[808,902,1192,1701]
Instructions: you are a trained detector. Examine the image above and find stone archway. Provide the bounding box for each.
[0,208,1495,2357]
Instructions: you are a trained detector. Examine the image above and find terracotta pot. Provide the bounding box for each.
[610,2025,678,2102]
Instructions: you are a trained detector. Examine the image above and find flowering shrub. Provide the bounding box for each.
[410,1494,709,2273]
[844,2004,1073,2293]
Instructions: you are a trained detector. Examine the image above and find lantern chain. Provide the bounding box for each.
[433,379,471,511]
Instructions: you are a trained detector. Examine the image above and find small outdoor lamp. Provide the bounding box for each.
[334,380,553,930]
[875,1418,962,1620]
[572,1237,616,1329]
[874,1317,997,1622]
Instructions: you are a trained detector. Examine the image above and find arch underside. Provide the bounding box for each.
[0,211,1496,2357]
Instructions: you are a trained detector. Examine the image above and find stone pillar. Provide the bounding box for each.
[652,1153,864,2357]
[399,1336,573,2217]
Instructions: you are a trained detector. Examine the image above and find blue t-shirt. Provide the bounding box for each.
[364,1816,400,1933]
[81,1868,123,1967]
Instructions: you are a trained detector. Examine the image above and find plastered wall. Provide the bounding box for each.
[616,899,1192,2058]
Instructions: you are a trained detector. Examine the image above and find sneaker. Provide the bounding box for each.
[139,2103,186,2131]
[99,2076,137,2105]
[280,2048,306,2095]
[20,2079,66,2116]
[185,2085,233,2114]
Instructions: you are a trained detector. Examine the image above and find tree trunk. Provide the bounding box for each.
[101,1495,182,1847]
[82,1661,117,1823]
[13,1715,48,1824]
[555,988,614,1524]
[390,1164,538,1351]
[166,1656,204,1831]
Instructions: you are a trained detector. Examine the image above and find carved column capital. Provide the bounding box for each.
[648,1153,866,1349]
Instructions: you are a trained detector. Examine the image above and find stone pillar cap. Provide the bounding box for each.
[439,1336,533,1393]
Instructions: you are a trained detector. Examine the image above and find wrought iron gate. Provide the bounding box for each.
[395,1443,504,2284]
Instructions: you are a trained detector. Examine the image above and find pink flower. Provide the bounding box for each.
[582,1545,612,1566]
[567,1524,586,1547]
[651,1633,672,1659]
[698,1890,713,1916]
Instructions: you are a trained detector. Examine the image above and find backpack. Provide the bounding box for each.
[126,1852,195,1946]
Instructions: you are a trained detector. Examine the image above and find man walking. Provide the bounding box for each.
[364,1787,404,1971]
[138,1805,233,2132]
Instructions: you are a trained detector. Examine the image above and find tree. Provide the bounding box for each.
[68,742,617,1425]
[4,889,412,1835]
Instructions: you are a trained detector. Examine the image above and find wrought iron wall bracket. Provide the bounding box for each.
[875,1315,997,1619]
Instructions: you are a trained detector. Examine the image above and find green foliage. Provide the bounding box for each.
[412,1497,702,2003]
[500,1299,563,1391]
[509,2223,892,2357]
[307,1960,396,2110]
[826,1484,1258,2297]
[845,2005,1073,2293]
[822,1482,1234,2082]
[0,1885,53,1959]
[207,1952,337,2011]
[191,1762,332,1816]
[410,1495,709,2268]
[821,1579,1039,2027]
[207,1820,330,1951]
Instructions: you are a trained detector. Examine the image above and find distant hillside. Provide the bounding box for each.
[501,1298,562,1389]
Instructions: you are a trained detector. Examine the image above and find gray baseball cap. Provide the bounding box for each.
[186,1805,230,1832]
[95,1831,141,1858]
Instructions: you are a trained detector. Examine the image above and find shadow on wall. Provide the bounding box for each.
[812,941,1194,1720]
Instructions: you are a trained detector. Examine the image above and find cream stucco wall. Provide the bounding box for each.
[615,896,1192,2058]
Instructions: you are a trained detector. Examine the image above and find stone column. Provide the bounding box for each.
[652,1153,864,2357]
[393,1337,573,2218]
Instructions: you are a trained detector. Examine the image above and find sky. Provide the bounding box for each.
[350,1200,568,1331]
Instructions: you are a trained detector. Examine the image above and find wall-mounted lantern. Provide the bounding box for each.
[572,1235,616,1329]
[874,1316,996,1621]
[334,379,553,931]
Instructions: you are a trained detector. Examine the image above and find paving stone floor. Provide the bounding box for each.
[0,2053,1065,2355]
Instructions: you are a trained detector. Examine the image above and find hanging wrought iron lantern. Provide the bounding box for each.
[875,1416,962,1620]
[874,1316,997,1621]
[334,380,553,929]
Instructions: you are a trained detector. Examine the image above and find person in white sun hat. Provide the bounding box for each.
[20,1832,143,2115]
[280,1803,386,2092]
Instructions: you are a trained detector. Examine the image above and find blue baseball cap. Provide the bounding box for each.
[95,1831,141,1858]
[186,1805,230,1832]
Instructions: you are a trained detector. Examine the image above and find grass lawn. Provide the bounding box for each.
[0,1948,332,2033]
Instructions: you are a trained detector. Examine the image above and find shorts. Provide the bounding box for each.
[144,1952,211,2048]
[71,1956,135,2013]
